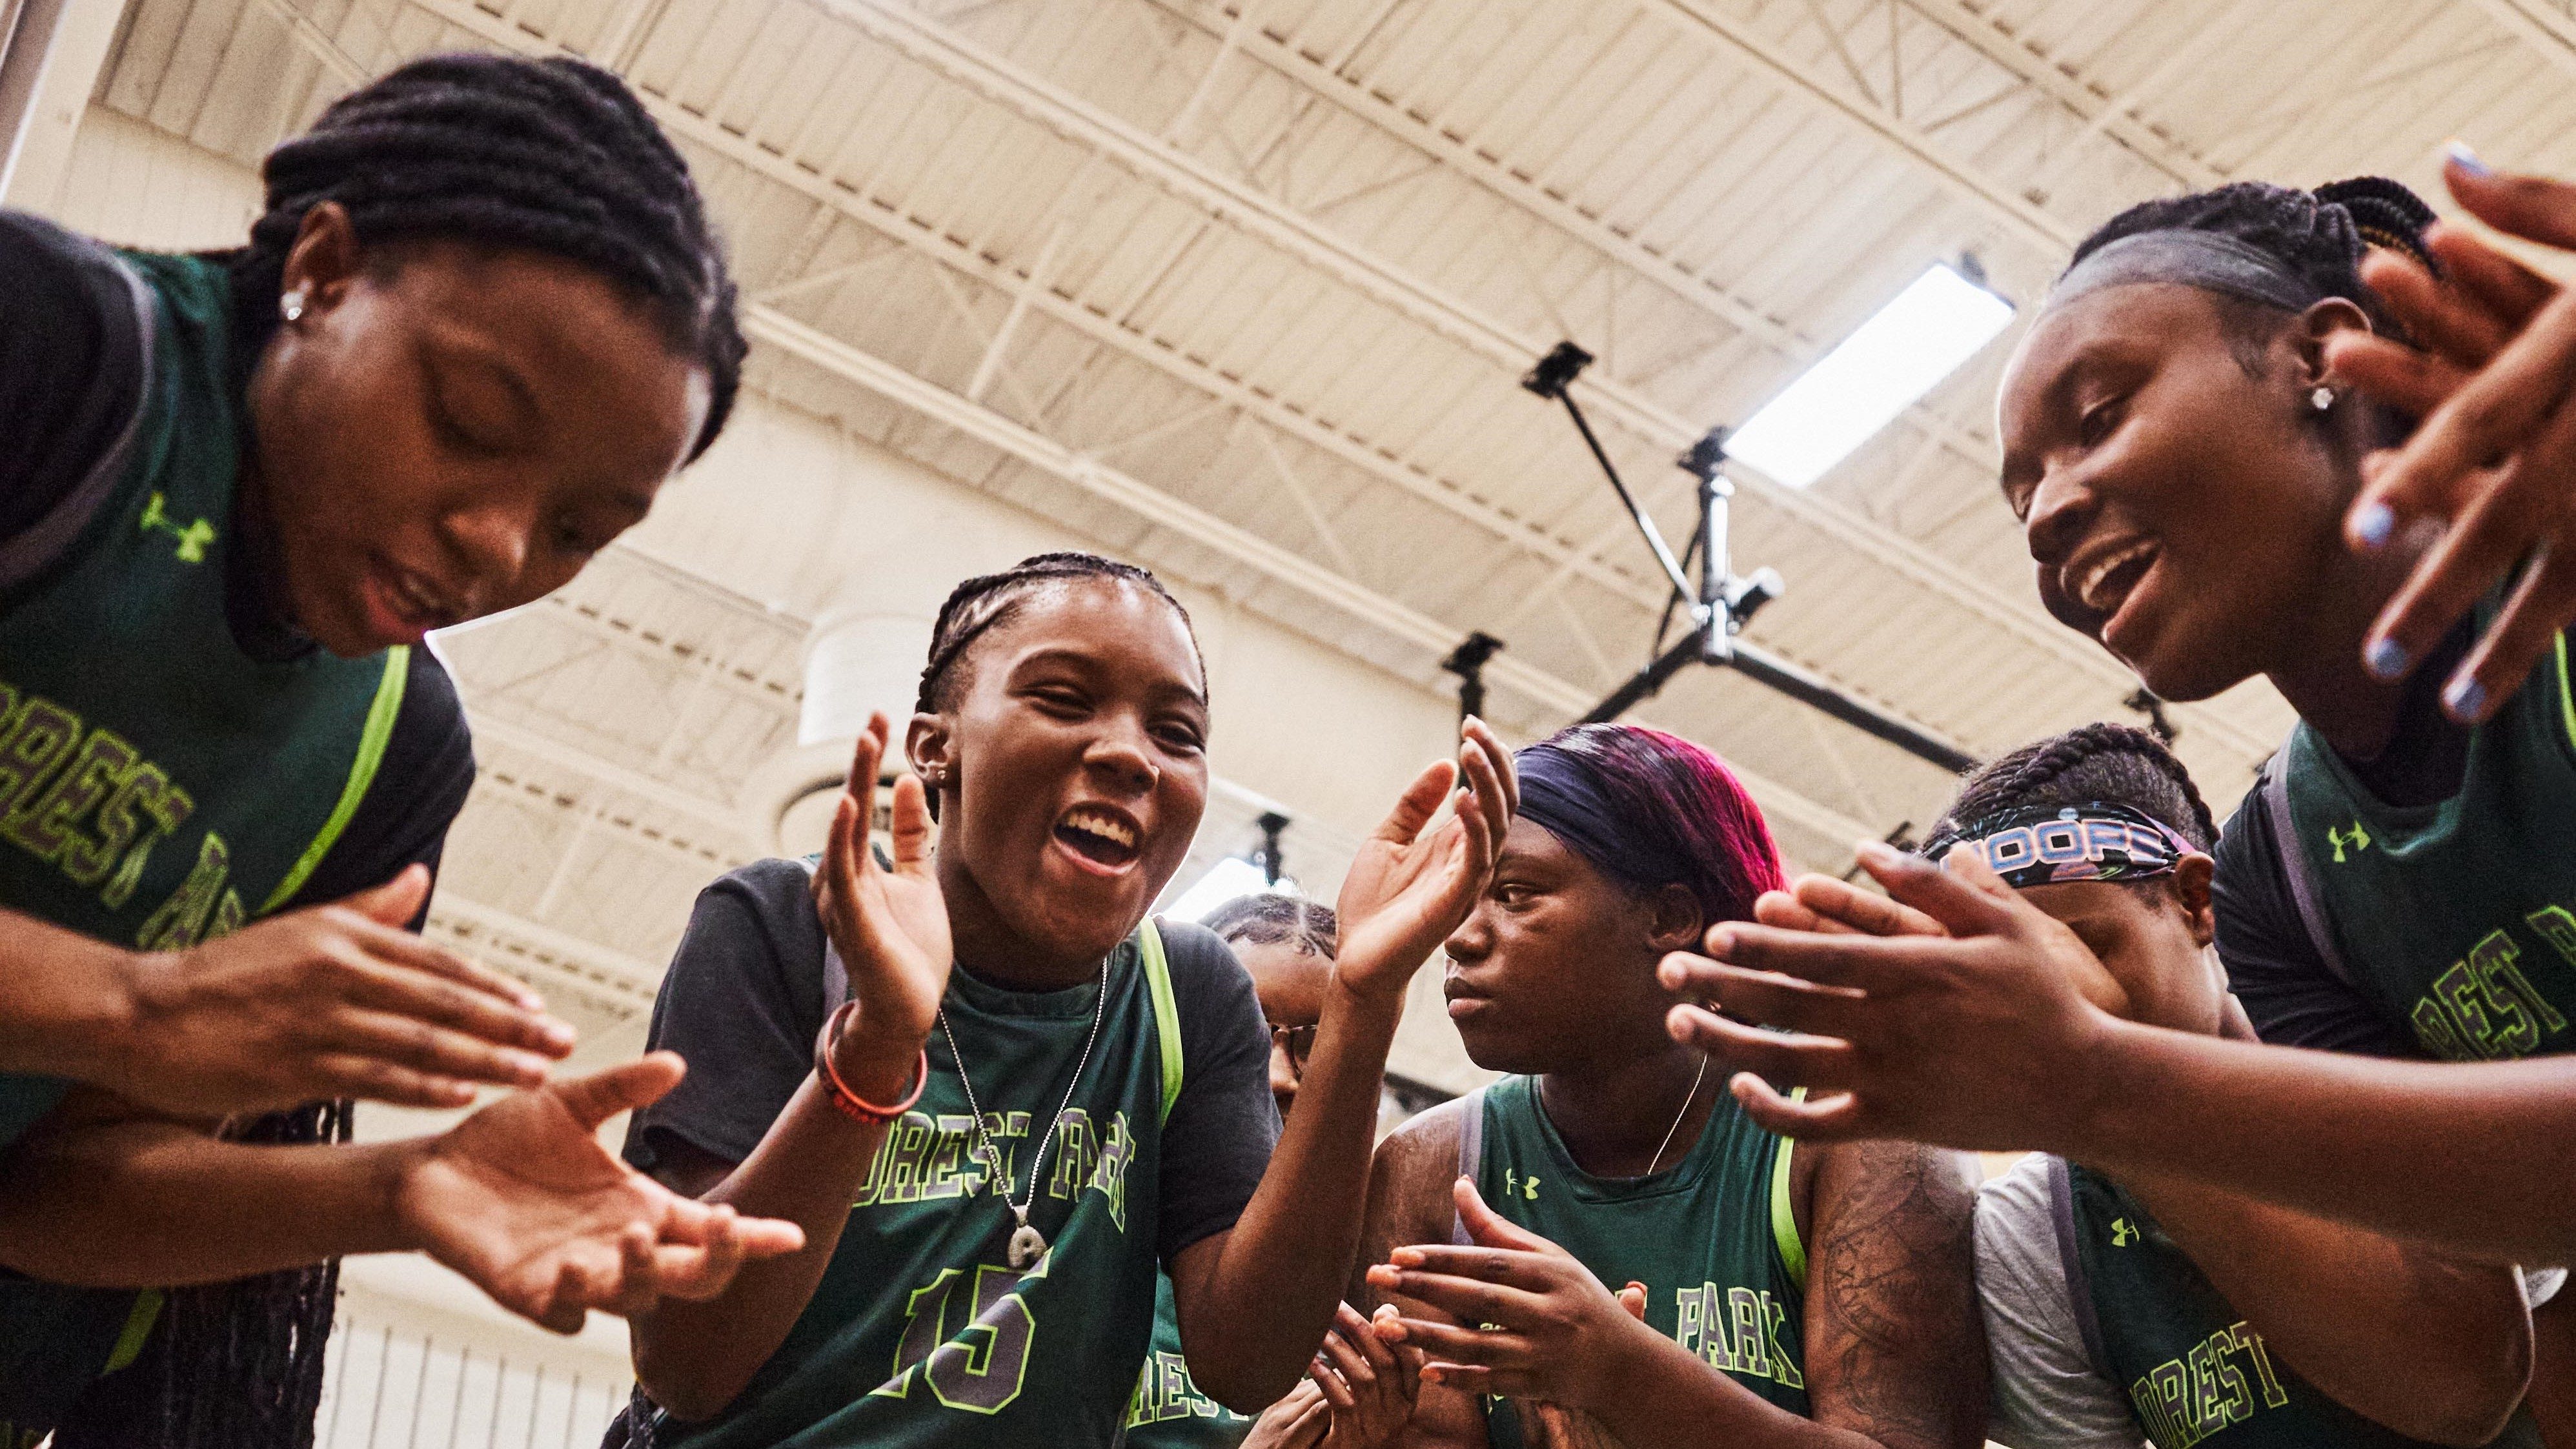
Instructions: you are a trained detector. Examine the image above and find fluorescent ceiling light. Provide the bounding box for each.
[1162,856,1296,923]
[1723,263,2014,489]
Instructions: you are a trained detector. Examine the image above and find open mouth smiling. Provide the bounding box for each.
[1053,803,1143,872]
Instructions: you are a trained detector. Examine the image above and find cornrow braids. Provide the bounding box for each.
[1203,893,1339,959]
[228,52,744,458]
[2073,177,2435,338]
[915,552,1202,717]
[1926,722,2218,859]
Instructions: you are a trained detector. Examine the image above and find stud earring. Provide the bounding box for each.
[2311,385,2336,412]
[280,289,307,323]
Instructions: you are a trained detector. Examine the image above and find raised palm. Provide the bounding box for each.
[1335,719,1516,1004]
[400,1054,804,1332]
[813,714,951,1053]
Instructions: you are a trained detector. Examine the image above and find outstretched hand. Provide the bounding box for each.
[398,1053,806,1333]
[104,864,576,1115]
[813,714,949,1077]
[1363,1179,1658,1415]
[1657,842,2126,1150]
[1332,718,1516,1006]
[2327,151,2576,722]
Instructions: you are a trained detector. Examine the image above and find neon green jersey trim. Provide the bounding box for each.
[2557,633,2575,755]
[1141,918,1184,1125]
[258,645,410,916]
[1769,1100,1806,1286]
[101,1289,165,1375]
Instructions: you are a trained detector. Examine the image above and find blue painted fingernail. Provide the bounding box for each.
[2352,502,2393,549]
[2444,139,2492,177]
[2365,638,2409,680]
[2446,676,2488,719]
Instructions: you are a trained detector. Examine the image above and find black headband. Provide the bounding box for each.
[1514,744,1680,893]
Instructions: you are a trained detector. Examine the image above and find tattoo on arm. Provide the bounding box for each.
[1806,1140,1983,1449]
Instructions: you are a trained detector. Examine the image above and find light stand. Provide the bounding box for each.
[1519,342,1978,775]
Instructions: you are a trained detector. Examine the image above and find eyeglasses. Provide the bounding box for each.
[1270,1024,1317,1070]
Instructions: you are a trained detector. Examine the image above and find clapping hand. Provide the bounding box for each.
[812,714,949,1085]
[1364,1180,1658,1418]
[1332,719,1516,1007]
[98,864,575,1115]
[1244,1304,1426,1449]
[1657,843,2125,1151]
[398,1053,805,1333]
[2326,150,2576,722]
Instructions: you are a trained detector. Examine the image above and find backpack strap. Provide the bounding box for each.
[2257,751,2360,993]
[2047,1155,2115,1384]
[1769,1126,1807,1286]
[1449,1086,1488,1246]
[0,243,156,595]
[1139,917,1184,1126]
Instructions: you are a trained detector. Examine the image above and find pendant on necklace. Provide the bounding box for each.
[1008,1222,1047,1269]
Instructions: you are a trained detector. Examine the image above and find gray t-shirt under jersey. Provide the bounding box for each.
[1975,1152,2562,1449]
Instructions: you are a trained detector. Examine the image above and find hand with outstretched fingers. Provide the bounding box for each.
[100,864,575,1115]
[397,1053,806,1333]
[1657,842,2127,1151]
[1364,1178,1665,1416]
[812,714,949,1090]
[2324,148,2576,723]
[1332,718,1516,1008]
[1241,1380,1332,1449]
[1297,1302,1423,1449]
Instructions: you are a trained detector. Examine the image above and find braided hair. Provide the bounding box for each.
[915,552,1202,717]
[2069,177,2437,404]
[1925,722,2218,860]
[228,52,744,459]
[1203,893,1338,959]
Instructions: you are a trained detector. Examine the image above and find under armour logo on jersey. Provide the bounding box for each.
[2111,1217,2141,1247]
[2326,820,2372,863]
[1502,1170,1541,1201]
[140,492,215,563]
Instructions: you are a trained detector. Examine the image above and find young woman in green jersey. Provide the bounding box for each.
[1356,723,1985,1449]
[1651,165,2576,1443]
[0,52,804,1449]
[1924,725,2533,1449]
[1130,893,1426,1449]
[616,552,1512,1448]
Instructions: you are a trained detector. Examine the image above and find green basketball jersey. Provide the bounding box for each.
[2059,1159,2537,1448]
[659,921,1186,1449]
[1461,1075,1807,1446]
[1122,1272,1252,1448]
[2264,629,2576,1062]
[0,248,407,1445]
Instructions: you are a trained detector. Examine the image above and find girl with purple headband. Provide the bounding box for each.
[1355,723,1984,1449]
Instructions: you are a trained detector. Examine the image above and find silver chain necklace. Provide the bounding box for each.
[1645,1053,1712,1177]
[940,957,1108,1269]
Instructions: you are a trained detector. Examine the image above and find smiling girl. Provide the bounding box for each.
[617,552,1510,1447]
[0,50,805,1449]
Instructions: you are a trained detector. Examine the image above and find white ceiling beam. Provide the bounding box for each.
[1123,0,1998,480]
[376,0,2269,764]
[1636,0,2076,254]
[743,301,1883,852]
[2468,0,2576,81]
[0,0,125,210]
[784,1,2231,733]
[1894,0,2226,189]
[464,714,759,844]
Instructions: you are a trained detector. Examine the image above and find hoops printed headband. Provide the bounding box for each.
[1923,802,2198,889]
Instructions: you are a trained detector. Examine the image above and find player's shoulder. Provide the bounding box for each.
[1375,1094,1470,1204]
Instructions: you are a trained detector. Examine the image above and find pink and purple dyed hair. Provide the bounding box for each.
[1514,722,1786,929]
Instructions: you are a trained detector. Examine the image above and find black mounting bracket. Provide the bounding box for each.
[1441,632,1505,724]
[1253,811,1291,886]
